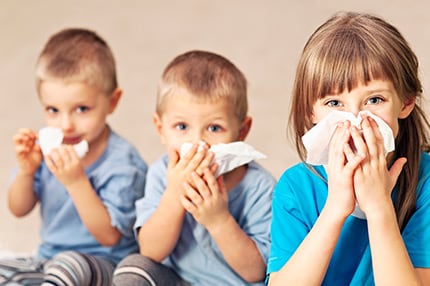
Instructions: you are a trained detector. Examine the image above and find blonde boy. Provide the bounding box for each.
[113,50,275,285]
[3,28,147,285]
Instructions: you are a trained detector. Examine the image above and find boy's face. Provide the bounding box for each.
[39,80,120,147]
[154,92,251,155]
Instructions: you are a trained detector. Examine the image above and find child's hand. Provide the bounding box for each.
[350,116,405,215]
[12,128,43,175]
[44,145,86,188]
[325,121,364,218]
[165,143,214,198]
[180,168,229,230]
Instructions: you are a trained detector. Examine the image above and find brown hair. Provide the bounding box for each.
[289,11,430,230]
[156,50,248,121]
[35,28,118,95]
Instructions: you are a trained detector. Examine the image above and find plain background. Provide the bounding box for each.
[1,1,430,253]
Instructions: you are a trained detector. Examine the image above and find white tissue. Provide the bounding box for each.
[38,127,89,158]
[180,141,266,177]
[302,110,395,165]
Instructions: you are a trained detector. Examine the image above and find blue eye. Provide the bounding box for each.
[175,123,187,131]
[76,106,89,113]
[367,97,383,105]
[326,100,342,107]
[208,125,221,132]
[46,107,58,114]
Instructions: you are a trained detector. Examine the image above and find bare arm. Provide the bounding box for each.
[182,169,267,282]
[352,117,427,285]
[46,145,121,246]
[8,129,42,216]
[66,177,122,246]
[366,203,424,285]
[208,213,266,282]
[138,146,214,261]
[269,206,347,285]
[8,171,39,217]
[269,121,364,285]
[138,188,186,261]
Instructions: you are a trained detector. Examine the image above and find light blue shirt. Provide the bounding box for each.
[267,152,430,285]
[33,128,148,264]
[135,155,276,285]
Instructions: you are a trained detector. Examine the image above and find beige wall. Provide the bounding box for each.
[1,1,430,253]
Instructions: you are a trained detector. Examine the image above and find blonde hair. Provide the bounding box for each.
[289,11,430,229]
[156,50,248,121]
[35,28,118,95]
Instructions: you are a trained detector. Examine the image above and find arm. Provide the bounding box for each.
[138,146,214,261]
[268,207,347,285]
[45,145,121,246]
[268,121,364,285]
[181,168,265,282]
[8,129,41,216]
[352,117,426,285]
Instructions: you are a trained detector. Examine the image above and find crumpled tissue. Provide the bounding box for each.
[180,141,266,177]
[302,110,395,165]
[38,127,89,158]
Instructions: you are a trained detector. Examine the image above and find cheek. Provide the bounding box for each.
[373,112,399,136]
[388,121,399,138]
[311,109,329,124]
[161,132,183,152]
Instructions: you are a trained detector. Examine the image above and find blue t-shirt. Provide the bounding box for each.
[135,155,276,285]
[267,152,430,285]
[33,128,148,264]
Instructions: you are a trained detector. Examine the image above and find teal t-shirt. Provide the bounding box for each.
[267,152,430,285]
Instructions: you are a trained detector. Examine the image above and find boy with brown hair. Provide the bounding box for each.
[2,28,147,285]
[113,50,275,285]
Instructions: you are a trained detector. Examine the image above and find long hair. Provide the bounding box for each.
[289,12,430,230]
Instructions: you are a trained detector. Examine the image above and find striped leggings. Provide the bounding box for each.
[0,251,114,285]
[112,254,190,286]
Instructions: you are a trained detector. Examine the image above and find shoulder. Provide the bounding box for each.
[275,162,327,198]
[246,161,276,185]
[417,152,430,201]
[104,129,148,169]
[147,154,168,175]
[277,162,325,185]
[419,152,430,174]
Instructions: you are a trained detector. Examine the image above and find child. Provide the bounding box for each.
[112,50,276,285]
[3,28,148,285]
[267,12,430,285]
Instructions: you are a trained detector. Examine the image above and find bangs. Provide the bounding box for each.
[309,28,395,100]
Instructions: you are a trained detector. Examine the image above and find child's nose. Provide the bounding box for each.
[349,107,361,117]
[190,131,205,144]
[60,115,75,132]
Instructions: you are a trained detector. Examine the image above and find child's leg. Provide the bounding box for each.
[112,253,189,286]
[0,256,44,285]
[42,250,114,286]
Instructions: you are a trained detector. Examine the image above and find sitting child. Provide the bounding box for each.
[2,28,148,285]
[113,50,276,285]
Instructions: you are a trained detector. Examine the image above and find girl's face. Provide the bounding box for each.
[311,79,415,137]
[39,80,121,148]
[153,91,251,155]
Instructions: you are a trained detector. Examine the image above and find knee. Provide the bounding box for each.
[43,251,114,286]
[113,254,157,286]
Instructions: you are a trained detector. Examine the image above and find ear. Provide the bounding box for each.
[398,97,416,119]
[238,116,252,141]
[108,88,122,113]
[153,112,166,144]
